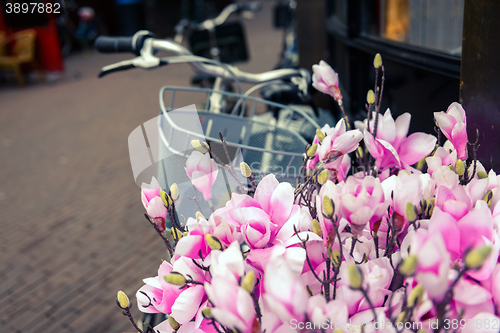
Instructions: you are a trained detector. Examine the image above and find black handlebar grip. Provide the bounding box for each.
[95,31,154,56]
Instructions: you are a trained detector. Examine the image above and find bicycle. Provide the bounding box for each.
[95,30,319,332]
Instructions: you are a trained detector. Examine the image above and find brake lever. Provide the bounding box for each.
[98,39,161,77]
[98,60,136,78]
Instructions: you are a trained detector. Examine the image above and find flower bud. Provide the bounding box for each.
[196,211,205,221]
[241,271,255,293]
[191,140,208,153]
[465,246,492,270]
[164,273,186,286]
[396,311,407,324]
[160,190,172,207]
[348,263,363,290]
[483,190,493,207]
[407,285,424,307]
[399,255,418,276]
[170,227,183,240]
[317,169,329,185]
[331,248,341,269]
[316,129,326,142]
[240,162,252,178]
[322,196,334,218]
[205,234,222,250]
[477,170,488,179]
[170,183,178,200]
[202,307,213,319]
[405,202,417,223]
[116,290,130,309]
[426,198,435,217]
[367,90,375,104]
[456,159,465,176]
[312,219,322,237]
[307,144,318,158]
[374,53,382,68]
[169,316,180,330]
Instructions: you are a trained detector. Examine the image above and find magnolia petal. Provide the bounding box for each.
[170,285,206,324]
[399,133,437,165]
[434,112,457,138]
[393,113,411,150]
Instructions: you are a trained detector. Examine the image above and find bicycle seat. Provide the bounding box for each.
[260,81,318,117]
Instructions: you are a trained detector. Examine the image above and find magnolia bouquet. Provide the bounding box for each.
[115,54,500,333]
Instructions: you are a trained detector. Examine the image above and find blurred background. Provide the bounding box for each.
[1,0,496,332]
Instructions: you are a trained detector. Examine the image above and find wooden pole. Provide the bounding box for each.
[460,0,500,170]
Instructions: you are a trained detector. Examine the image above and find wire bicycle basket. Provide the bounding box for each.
[133,86,319,220]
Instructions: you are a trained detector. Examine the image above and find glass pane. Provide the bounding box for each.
[369,0,464,56]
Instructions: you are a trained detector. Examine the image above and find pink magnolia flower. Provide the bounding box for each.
[336,257,393,315]
[312,60,342,101]
[154,302,217,333]
[212,175,297,249]
[434,102,468,160]
[307,119,362,172]
[186,151,219,201]
[340,176,388,236]
[457,200,494,255]
[141,176,162,208]
[316,180,343,246]
[359,110,436,171]
[306,296,348,329]
[175,214,239,259]
[435,184,471,220]
[136,256,209,325]
[453,278,495,320]
[262,245,309,323]
[141,177,167,232]
[411,229,450,302]
[204,276,256,333]
[209,241,245,282]
[381,172,434,233]
[425,140,458,175]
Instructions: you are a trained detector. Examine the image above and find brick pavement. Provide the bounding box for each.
[0,4,282,333]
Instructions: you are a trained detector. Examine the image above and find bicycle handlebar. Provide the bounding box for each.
[96,31,310,87]
[94,31,154,56]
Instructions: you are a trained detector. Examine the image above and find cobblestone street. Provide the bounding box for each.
[0,4,281,332]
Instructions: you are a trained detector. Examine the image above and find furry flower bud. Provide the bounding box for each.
[456,159,465,176]
[312,219,322,237]
[164,273,186,286]
[322,196,334,218]
[477,171,488,179]
[170,227,183,240]
[241,271,255,293]
[202,307,213,319]
[316,129,326,142]
[408,285,424,307]
[484,190,493,207]
[116,291,130,309]
[367,90,375,104]
[405,202,417,223]
[191,140,209,153]
[240,162,252,178]
[348,263,363,290]
[169,316,180,330]
[465,246,492,270]
[160,190,172,207]
[205,234,222,250]
[399,255,418,276]
[169,183,178,200]
[317,169,329,185]
[307,144,318,158]
[374,53,382,68]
